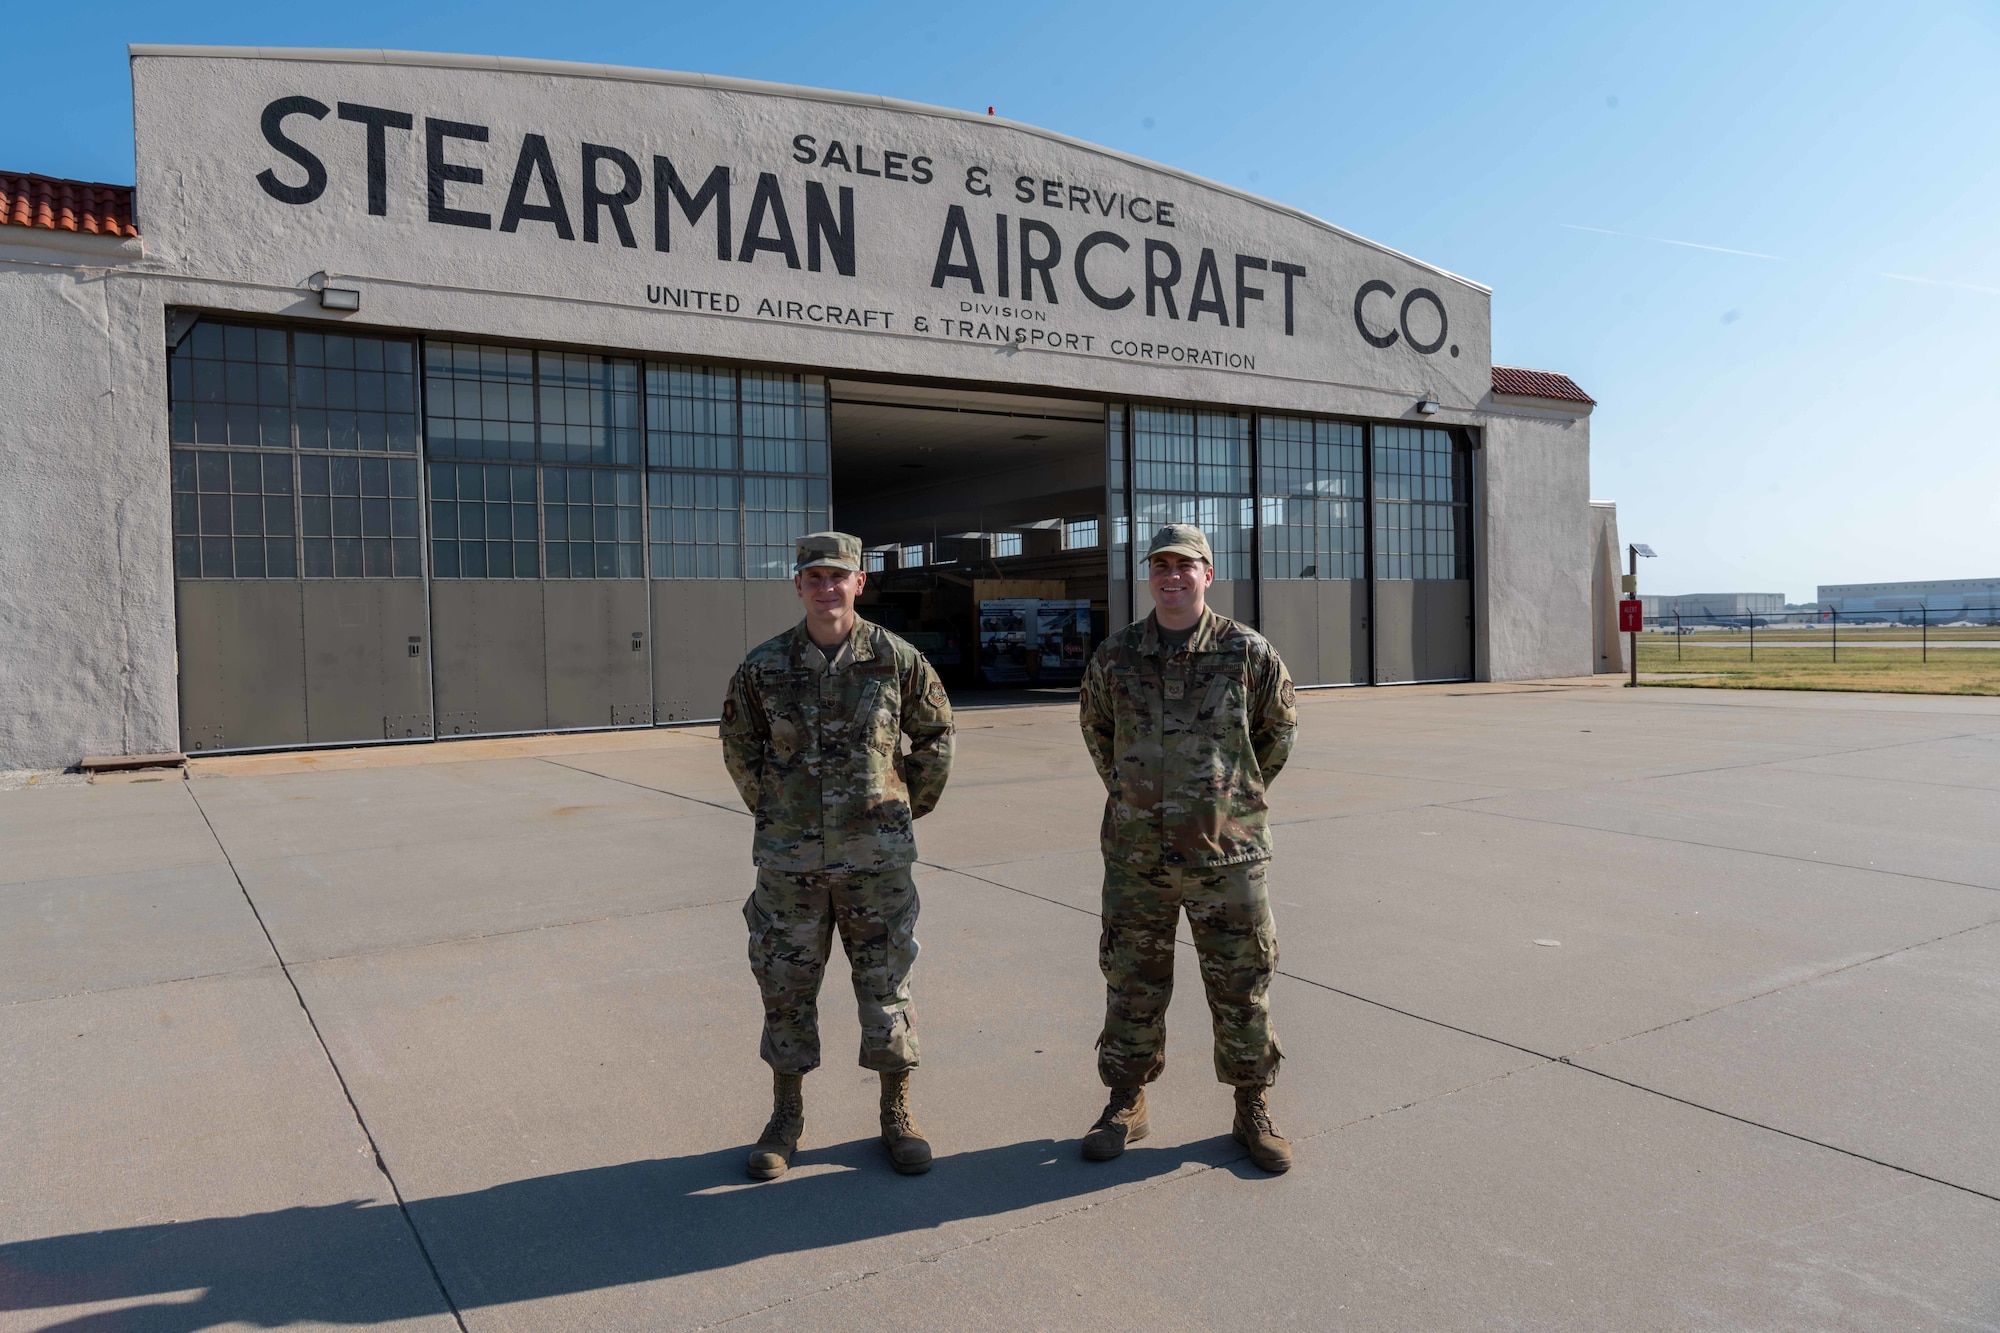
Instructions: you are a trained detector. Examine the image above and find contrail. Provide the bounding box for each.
[1881,272,2000,297]
[1560,223,1785,260]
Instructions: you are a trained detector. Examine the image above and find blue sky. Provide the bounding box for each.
[11,1,1997,600]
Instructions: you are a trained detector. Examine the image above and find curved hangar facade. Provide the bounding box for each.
[0,47,1598,767]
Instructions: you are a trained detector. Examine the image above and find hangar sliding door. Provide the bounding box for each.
[1256,416,1369,685]
[1370,425,1473,683]
[170,319,430,753]
[645,364,830,722]
[423,343,651,737]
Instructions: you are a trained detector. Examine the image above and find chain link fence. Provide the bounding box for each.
[1640,604,2000,666]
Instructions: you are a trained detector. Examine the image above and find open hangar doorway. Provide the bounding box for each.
[827,381,1109,698]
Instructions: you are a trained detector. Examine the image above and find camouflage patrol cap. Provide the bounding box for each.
[794,531,864,573]
[1145,523,1213,566]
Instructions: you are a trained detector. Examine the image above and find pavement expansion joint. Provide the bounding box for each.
[0,960,286,1012]
[182,781,472,1333]
[291,893,747,969]
[1581,724,2000,788]
[1622,690,2000,722]
[1562,914,2000,1060]
[1442,802,2000,895]
[536,755,752,819]
[1296,1063,1545,1149]
[1557,1060,2000,1207]
[1759,761,2000,797]
[1271,955,2000,1207]
[922,864,2000,1213]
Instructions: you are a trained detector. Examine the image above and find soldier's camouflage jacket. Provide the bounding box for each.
[1079,608,1297,868]
[721,618,954,874]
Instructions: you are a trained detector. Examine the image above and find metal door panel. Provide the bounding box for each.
[302,581,432,743]
[1316,580,1369,685]
[1415,580,1473,682]
[175,581,308,752]
[545,581,652,729]
[430,581,546,735]
[1207,579,1252,627]
[653,581,747,722]
[1372,580,1418,684]
[1257,583,1319,685]
[1107,577,1133,633]
[746,580,803,649]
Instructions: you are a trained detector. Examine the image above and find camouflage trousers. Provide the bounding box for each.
[744,866,920,1076]
[1097,859,1281,1089]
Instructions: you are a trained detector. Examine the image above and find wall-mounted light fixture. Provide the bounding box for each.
[1416,397,1440,415]
[306,271,359,312]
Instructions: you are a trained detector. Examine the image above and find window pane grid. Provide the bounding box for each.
[645,363,829,580]
[539,352,641,466]
[649,471,742,578]
[428,462,539,579]
[745,474,830,580]
[171,448,296,578]
[167,319,423,580]
[1372,425,1469,581]
[1131,406,1250,580]
[301,454,422,578]
[170,322,290,449]
[740,373,830,477]
[168,320,419,457]
[646,364,739,470]
[1257,415,1365,580]
[544,465,643,578]
[424,342,535,462]
[295,331,419,453]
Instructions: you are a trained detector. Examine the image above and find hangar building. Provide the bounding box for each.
[0,46,1599,768]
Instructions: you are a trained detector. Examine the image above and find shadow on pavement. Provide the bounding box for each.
[2,1135,1220,1330]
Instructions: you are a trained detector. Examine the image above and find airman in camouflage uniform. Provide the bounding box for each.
[1078,523,1299,1172]
[720,531,955,1180]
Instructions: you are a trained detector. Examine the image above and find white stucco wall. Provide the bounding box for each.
[1590,501,1624,674]
[1475,403,1594,681]
[0,231,180,768]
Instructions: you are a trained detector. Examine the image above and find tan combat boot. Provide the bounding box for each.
[746,1070,804,1180]
[1080,1085,1149,1161]
[1232,1085,1292,1173]
[879,1070,933,1175]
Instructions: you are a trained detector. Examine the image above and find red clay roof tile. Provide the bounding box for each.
[0,172,138,238]
[1491,365,1594,404]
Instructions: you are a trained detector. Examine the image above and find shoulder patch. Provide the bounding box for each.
[1279,680,1296,708]
[925,680,948,709]
[721,697,737,724]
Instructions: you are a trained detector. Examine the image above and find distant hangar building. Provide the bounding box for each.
[1,46,1602,770]
[1817,579,2000,621]
[1637,593,1786,621]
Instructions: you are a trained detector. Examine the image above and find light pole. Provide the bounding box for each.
[1622,543,1656,688]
